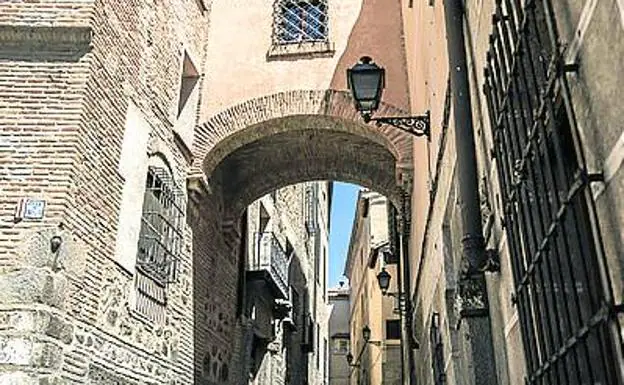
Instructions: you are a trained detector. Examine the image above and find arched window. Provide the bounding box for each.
[134,159,184,322]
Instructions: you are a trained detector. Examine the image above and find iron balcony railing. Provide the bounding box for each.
[250,232,290,299]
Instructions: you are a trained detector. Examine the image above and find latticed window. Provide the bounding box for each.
[274,0,328,44]
[304,184,318,234]
[483,0,623,383]
[134,165,183,322]
[332,339,349,354]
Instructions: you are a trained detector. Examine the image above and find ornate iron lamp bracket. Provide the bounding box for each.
[364,110,431,138]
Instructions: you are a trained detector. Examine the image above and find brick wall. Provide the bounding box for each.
[0,0,93,27]
[0,0,213,383]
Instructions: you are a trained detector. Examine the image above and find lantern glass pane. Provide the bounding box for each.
[377,269,391,292]
[351,71,381,102]
[378,274,390,291]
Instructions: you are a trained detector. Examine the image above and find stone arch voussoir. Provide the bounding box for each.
[193,89,414,183]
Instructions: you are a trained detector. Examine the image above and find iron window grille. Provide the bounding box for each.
[429,313,445,385]
[305,184,319,234]
[483,0,623,383]
[386,204,400,264]
[136,166,184,286]
[273,0,328,44]
[332,339,349,354]
[286,285,300,329]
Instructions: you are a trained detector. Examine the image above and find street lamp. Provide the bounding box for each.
[346,56,385,118]
[347,56,430,138]
[376,268,391,296]
[376,268,407,316]
[362,325,371,343]
[347,325,380,380]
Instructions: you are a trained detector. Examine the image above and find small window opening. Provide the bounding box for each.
[386,319,401,340]
[177,52,199,118]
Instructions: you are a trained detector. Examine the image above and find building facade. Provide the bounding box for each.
[344,190,402,385]
[403,1,624,384]
[1,0,623,384]
[328,282,350,385]
[243,181,331,385]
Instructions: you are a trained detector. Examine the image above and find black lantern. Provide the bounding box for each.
[346,352,354,365]
[347,56,385,121]
[362,325,371,343]
[346,57,431,138]
[50,235,63,254]
[377,268,391,296]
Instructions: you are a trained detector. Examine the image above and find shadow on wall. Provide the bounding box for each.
[189,193,240,385]
[284,251,311,384]
[329,0,410,111]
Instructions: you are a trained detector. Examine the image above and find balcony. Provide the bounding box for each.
[247,232,290,299]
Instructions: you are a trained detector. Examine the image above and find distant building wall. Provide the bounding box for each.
[344,190,399,385]
[328,284,350,385]
[244,181,331,385]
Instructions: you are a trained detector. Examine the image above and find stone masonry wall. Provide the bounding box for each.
[0,0,214,383]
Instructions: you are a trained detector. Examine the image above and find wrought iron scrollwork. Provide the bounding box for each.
[366,111,431,138]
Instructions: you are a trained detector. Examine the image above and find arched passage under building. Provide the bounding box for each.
[188,89,414,384]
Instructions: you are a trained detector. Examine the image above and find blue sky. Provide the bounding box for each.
[328,182,360,287]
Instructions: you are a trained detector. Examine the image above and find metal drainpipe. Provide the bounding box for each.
[443,1,499,383]
[398,193,416,385]
[443,0,486,274]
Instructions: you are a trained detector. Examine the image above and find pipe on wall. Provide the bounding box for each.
[398,194,417,385]
[441,0,499,384]
[443,0,487,275]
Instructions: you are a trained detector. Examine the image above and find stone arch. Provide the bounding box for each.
[193,89,414,182]
[209,126,405,217]
[190,90,414,385]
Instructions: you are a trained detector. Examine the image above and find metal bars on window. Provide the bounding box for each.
[136,166,184,286]
[305,184,319,234]
[482,0,622,383]
[273,0,328,44]
[135,270,166,324]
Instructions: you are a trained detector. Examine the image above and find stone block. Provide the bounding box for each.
[12,228,87,278]
[0,269,67,308]
[0,371,67,385]
[0,309,73,344]
[0,372,65,385]
[0,336,63,369]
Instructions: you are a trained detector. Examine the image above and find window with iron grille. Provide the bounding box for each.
[332,338,349,354]
[274,0,328,44]
[134,165,183,322]
[482,0,623,383]
[305,184,318,234]
[429,313,444,385]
